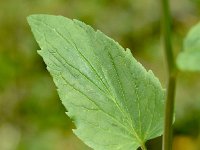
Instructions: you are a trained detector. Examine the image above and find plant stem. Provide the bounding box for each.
[161,0,177,150]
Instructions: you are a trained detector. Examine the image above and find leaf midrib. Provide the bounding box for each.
[32,17,145,145]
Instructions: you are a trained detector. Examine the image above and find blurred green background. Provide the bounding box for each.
[0,0,200,149]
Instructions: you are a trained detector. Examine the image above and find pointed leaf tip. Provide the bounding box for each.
[28,14,165,150]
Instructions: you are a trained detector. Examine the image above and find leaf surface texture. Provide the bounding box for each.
[28,15,165,150]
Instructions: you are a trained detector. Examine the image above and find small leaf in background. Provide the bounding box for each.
[177,22,200,71]
[27,15,165,150]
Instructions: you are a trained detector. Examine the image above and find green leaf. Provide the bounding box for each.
[176,22,200,71]
[27,14,165,150]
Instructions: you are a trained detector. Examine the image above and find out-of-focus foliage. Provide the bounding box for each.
[0,0,199,150]
[176,21,200,71]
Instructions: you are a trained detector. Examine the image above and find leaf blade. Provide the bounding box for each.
[27,14,165,150]
[176,22,200,71]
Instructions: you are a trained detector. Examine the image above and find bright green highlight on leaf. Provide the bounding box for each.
[27,14,165,150]
[177,22,200,71]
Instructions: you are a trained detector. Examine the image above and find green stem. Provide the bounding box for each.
[161,0,177,150]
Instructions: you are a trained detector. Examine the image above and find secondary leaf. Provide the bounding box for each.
[176,22,200,71]
[27,14,165,150]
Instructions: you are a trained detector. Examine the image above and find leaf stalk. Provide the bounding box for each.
[141,144,147,150]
